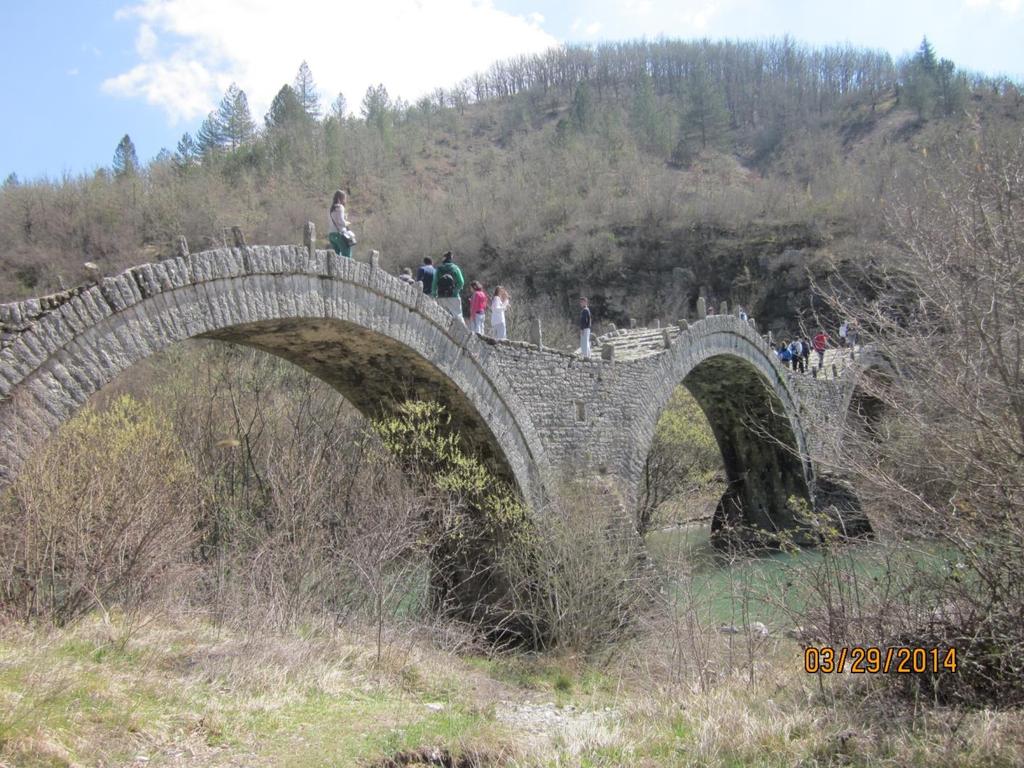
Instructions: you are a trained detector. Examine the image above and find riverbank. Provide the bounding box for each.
[2,614,1021,767]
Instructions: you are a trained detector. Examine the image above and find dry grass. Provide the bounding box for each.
[2,614,1022,767]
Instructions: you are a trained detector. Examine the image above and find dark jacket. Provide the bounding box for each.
[580,306,592,330]
[415,264,435,293]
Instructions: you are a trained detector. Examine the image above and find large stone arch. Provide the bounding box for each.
[0,246,548,507]
[629,316,815,542]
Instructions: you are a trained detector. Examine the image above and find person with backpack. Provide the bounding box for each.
[778,343,792,364]
[415,256,435,294]
[431,251,465,325]
[469,281,488,334]
[801,337,811,370]
[789,339,804,373]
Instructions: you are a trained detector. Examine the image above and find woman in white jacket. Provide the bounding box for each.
[328,190,354,258]
[489,286,511,340]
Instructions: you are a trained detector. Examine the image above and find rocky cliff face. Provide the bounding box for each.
[480,220,851,335]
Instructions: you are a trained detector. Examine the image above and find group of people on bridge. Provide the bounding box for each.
[328,189,594,357]
[398,253,514,341]
[328,191,514,341]
[775,321,858,377]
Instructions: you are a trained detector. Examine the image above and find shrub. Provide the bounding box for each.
[0,395,205,624]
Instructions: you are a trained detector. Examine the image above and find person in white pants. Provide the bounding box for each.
[579,296,592,359]
[490,286,510,340]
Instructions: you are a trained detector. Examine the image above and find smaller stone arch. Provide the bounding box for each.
[631,316,817,545]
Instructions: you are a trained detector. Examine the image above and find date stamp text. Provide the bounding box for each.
[804,646,958,674]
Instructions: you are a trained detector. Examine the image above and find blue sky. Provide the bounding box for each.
[1,0,1021,181]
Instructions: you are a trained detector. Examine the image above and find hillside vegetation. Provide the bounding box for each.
[2,37,1020,335]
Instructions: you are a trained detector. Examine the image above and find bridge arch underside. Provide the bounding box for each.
[0,272,545,510]
[202,318,518,483]
[680,354,812,545]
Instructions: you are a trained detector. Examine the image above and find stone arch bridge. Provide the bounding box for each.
[0,242,863,538]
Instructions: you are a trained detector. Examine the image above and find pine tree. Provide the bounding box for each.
[2,172,18,188]
[629,74,670,154]
[903,37,941,119]
[361,84,392,135]
[330,92,348,120]
[174,133,198,169]
[113,134,139,177]
[680,65,729,151]
[916,37,937,74]
[217,83,256,149]
[293,61,321,119]
[570,81,595,133]
[265,84,304,129]
[196,111,224,155]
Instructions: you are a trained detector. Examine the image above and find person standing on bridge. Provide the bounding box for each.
[490,286,510,340]
[469,281,488,334]
[328,190,355,258]
[416,257,435,294]
[788,339,804,373]
[431,251,465,326]
[813,329,828,371]
[579,297,592,359]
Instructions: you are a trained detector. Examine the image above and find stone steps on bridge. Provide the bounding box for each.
[588,325,863,379]
[590,326,682,361]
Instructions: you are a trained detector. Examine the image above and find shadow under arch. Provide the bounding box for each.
[682,354,812,544]
[201,316,520,483]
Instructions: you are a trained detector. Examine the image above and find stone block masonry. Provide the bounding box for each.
[0,243,864,531]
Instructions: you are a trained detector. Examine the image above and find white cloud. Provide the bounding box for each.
[135,23,158,58]
[102,59,224,123]
[104,0,559,124]
[67,68,80,77]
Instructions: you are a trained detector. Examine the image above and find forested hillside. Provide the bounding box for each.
[1,37,1020,336]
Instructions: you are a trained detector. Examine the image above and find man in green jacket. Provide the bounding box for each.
[431,251,466,326]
